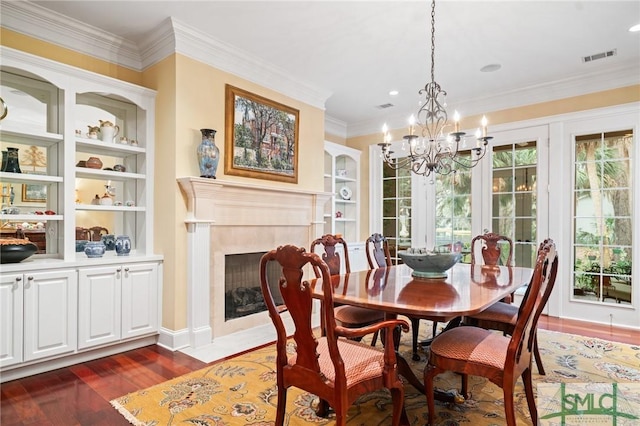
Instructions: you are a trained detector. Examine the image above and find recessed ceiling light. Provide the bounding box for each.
[480,64,501,73]
[389,90,399,96]
[630,24,640,32]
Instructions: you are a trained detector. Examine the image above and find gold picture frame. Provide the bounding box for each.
[224,85,299,183]
[22,183,47,202]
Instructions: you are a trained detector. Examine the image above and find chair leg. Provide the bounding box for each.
[503,383,516,426]
[424,364,440,426]
[390,386,405,426]
[316,398,330,418]
[432,320,438,337]
[410,317,421,361]
[370,330,379,347]
[275,385,287,426]
[533,331,545,375]
[523,367,538,425]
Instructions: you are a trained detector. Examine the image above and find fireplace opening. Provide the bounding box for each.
[225,252,282,321]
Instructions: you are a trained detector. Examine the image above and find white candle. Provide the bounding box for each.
[453,110,460,133]
[409,115,416,136]
[481,116,488,137]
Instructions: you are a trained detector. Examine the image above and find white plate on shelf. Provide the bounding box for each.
[339,186,352,200]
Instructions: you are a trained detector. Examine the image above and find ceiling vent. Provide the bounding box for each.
[582,49,617,63]
[375,103,394,109]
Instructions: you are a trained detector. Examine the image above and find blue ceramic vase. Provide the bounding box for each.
[84,241,106,258]
[197,128,219,179]
[101,234,116,251]
[115,235,131,256]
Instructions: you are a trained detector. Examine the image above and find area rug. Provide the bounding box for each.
[111,327,640,425]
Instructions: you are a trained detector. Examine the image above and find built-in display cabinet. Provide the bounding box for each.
[323,141,361,243]
[0,47,162,382]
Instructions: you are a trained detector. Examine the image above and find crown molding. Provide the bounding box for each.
[324,115,348,139]
[0,1,142,70]
[167,18,331,110]
[1,2,331,111]
[347,60,640,138]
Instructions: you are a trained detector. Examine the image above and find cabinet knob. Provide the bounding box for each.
[27,276,34,281]
[16,276,22,282]
[117,267,122,273]
[124,267,130,272]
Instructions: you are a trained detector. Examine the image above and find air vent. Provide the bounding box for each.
[375,103,394,109]
[582,49,617,63]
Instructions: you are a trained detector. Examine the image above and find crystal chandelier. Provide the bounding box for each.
[378,0,492,178]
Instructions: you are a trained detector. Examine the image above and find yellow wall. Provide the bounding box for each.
[345,85,640,238]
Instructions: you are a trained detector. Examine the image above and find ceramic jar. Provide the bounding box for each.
[115,235,131,256]
[84,241,106,258]
[197,128,219,179]
[3,147,21,173]
[86,157,103,169]
[101,234,116,251]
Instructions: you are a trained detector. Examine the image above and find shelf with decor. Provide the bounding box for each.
[0,46,162,382]
[323,141,361,244]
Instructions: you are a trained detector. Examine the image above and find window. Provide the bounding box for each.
[573,130,632,305]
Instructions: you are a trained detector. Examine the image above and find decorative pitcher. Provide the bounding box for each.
[197,128,219,179]
[99,120,120,143]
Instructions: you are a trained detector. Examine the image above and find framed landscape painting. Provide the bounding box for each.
[224,85,299,183]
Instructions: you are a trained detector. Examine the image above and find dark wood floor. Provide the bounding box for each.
[1,316,638,425]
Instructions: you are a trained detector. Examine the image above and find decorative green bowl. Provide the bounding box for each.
[397,249,462,279]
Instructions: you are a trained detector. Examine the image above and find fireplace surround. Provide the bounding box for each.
[178,177,330,349]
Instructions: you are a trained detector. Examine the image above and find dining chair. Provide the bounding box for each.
[312,234,385,346]
[424,239,558,426]
[259,244,409,426]
[464,232,547,374]
[365,233,422,361]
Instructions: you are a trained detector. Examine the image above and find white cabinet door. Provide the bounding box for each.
[0,273,23,368]
[121,263,158,339]
[23,270,77,362]
[78,266,122,349]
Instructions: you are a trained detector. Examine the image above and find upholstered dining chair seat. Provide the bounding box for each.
[430,327,509,372]
[289,338,386,385]
[469,301,518,325]
[334,305,385,326]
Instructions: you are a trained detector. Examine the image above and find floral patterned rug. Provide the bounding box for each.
[111,328,640,425]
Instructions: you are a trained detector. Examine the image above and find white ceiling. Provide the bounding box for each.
[18,1,640,136]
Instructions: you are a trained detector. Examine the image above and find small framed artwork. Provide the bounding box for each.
[22,183,47,202]
[225,85,299,183]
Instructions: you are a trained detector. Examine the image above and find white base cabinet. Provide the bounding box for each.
[1,270,77,368]
[78,263,158,350]
[0,260,161,382]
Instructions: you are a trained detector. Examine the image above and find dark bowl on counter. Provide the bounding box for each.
[1,242,39,264]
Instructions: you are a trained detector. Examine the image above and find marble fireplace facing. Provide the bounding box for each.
[178,177,330,349]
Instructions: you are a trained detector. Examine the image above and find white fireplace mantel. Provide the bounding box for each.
[177,177,331,348]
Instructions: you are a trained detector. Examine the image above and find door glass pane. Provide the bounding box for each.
[492,141,537,268]
[572,130,632,305]
[382,162,411,263]
[435,153,472,262]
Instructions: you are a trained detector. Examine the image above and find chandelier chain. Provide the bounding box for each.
[431,0,436,84]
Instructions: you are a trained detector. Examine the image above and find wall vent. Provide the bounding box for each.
[375,103,394,109]
[582,49,617,63]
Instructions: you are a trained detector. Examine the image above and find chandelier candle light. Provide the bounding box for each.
[379,0,492,178]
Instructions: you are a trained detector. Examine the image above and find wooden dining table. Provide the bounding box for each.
[310,262,534,402]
